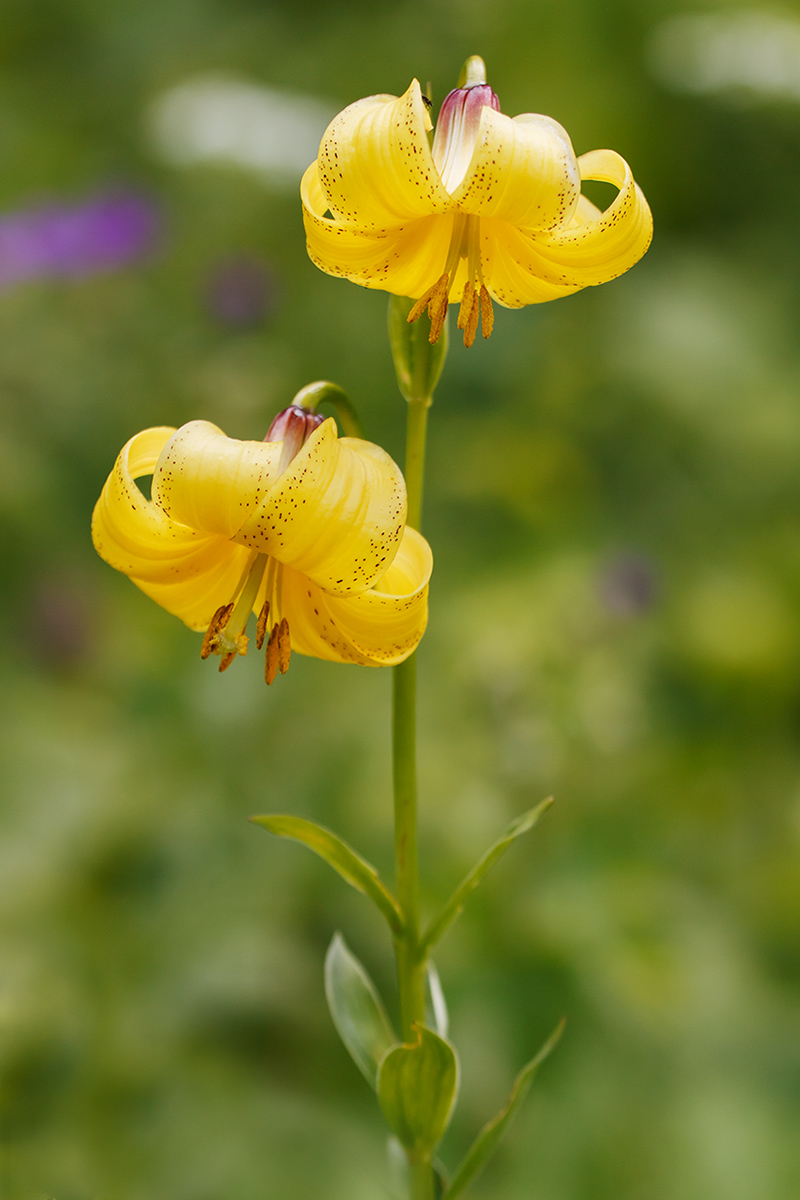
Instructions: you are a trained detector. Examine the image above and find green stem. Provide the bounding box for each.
[403,397,430,533]
[393,395,433,1200]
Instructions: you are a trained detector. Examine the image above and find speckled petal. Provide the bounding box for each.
[481,148,653,307]
[451,109,581,230]
[91,427,252,631]
[236,418,407,595]
[302,163,457,296]
[151,420,282,538]
[314,79,452,229]
[263,527,432,666]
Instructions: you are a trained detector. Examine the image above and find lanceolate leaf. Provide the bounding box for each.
[378,1024,460,1157]
[444,1019,565,1199]
[422,798,553,953]
[426,960,449,1039]
[324,934,397,1089]
[251,814,404,936]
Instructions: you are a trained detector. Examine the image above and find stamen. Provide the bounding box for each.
[256,600,270,650]
[407,271,450,344]
[200,552,269,668]
[265,623,281,685]
[463,289,481,349]
[427,275,450,344]
[457,281,474,331]
[407,276,442,325]
[201,603,233,659]
[480,286,494,339]
[277,618,291,675]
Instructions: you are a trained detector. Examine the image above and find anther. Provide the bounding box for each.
[407,272,450,344]
[457,281,475,331]
[264,617,292,685]
[201,603,233,659]
[218,652,236,673]
[277,618,291,675]
[265,624,280,685]
[256,599,270,650]
[480,286,494,339]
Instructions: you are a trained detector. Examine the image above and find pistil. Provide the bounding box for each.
[201,551,269,671]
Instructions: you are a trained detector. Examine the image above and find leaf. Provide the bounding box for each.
[378,1024,460,1156]
[422,798,553,953]
[426,960,449,1039]
[444,1018,565,1199]
[324,933,396,1090]
[251,814,404,936]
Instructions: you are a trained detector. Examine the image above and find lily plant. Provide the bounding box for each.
[93,55,651,1200]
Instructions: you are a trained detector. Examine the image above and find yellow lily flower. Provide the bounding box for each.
[92,408,433,681]
[301,56,652,347]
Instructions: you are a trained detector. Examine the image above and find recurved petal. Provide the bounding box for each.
[451,109,581,231]
[92,427,251,631]
[236,419,407,595]
[481,148,652,307]
[268,527,432,665]
[534,149,653,280]
[152,420,282,539]
[303,163,456,296]
[314,80,452,228]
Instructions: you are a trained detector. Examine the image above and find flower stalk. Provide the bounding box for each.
[390,301,439,1199]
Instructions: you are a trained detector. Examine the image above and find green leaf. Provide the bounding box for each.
[324,934,396,1090]
[444,1019,565,1199]
[378,1024,460,1157]
[422,798,553,953]
[251,814,404,937]
[426,960,449,1038]
[388,294,449,405]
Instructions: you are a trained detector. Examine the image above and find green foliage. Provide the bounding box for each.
[251,815,404,935]
[444,1020,565,1198]
[324,933,396,1089]
[378,1025,460,1157]
[422,798,553,952]
[426,961,449,1038]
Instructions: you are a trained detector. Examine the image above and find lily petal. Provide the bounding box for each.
[451,109,581,231]
[92,427,251,631]
[237,419,407,594]
[152,420,282,538]
[302,165,456,296]
[272,527,433,666]
[481,149,653,307]
[315,80,451,229]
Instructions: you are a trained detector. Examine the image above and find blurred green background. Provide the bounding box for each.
[2,0,800,1197]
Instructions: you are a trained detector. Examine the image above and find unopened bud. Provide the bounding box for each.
[432,67,500,193]
[266,405,326,473]
[389,294,449,405]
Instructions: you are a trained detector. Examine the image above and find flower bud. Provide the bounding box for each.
[266,404,326,473]
[388,294,449,405]
[432,75,500,193]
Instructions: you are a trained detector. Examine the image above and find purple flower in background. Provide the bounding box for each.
[206,254,277,327]
[0,189,160,287]
[598,552,659,617]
